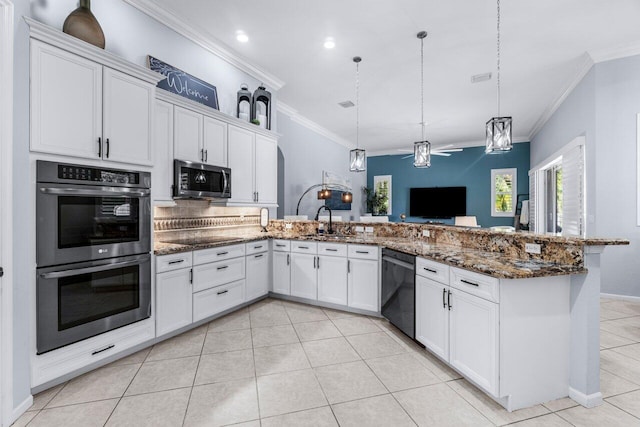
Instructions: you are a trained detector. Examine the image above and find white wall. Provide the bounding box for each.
[277,114,365,220]
[531,56,640,297]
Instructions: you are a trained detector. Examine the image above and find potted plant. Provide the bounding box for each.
[363,187,388,216]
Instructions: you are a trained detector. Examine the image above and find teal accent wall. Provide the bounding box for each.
[367,143,530,227]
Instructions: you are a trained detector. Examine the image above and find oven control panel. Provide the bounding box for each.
[58,165,139,184]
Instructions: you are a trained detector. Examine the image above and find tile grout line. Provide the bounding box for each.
[180,329,208,427]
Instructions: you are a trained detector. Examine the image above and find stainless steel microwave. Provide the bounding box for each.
[173,160,231,199]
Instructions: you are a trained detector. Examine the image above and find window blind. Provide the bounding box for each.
[528,170,537,232]
[561,144,585,237]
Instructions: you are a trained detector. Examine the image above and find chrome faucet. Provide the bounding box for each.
[315,206,334,234]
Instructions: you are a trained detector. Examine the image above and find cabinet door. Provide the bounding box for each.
[31,40,102,159]
[254,134,278,204]
[416,276,449,361]
[203,116,228,167]
[246,252,269,301]
[228,125,256,203]
[318,255,348,305]
[449,290,499,396]
[290,253,317,300]
[348,258,379,311]
[153,100,174,202]
[156,269,193,336]
[102,67,154,165]
[272,251,291,295]
[174,106,203,163]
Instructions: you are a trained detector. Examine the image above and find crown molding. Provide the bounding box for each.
[276,102,355,149]
[528,53,594,141]
[590,40,640,64]
[122,0,285,90]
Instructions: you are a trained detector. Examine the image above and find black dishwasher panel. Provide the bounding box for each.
[381,248,416,339]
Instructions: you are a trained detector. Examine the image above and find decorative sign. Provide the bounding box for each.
[147,55,219,110]
[326,190,352,211]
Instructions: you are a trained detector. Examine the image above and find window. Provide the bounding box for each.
[529,137,585,236]
[373,175,392,215]
[491,168,517,217]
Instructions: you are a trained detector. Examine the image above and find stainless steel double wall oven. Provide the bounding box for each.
[36,161,152,354]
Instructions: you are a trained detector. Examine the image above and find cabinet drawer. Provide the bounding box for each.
[193,257,245,293]
[193,279,245,322]
[291,241,318,254]
[246,240,269,255]
[193,244,245,265]
[318,242,347,257]
[416,257,449,285]
[156,252,193,273]
[450,267,499,303]
[272,239,291,252]
[348,244,379,260]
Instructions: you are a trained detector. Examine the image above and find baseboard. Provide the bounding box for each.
[569,387,602,408]
[601,293,640,303]
[8,394,33,426]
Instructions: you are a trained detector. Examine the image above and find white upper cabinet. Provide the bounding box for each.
[228,125,256,204]
[203,116,228,167]
[30,40,155,166]
[255,134,278,205]
[31,40,103,160]
[174,106,203,164]
[153,100,174,203]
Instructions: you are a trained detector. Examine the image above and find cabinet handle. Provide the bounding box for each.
[299,246,309,250]
[254,245,263,249]
[189,269,193,284]
[287,254,290,265]
[348,260,351,273]
[256,191,259,202]
[91,344,114,356]
[254,254,263,259]
[442,288,447,308]
[205,149,208,162]
[217,265,229,270]
[460,279,479,287]
[313,256,316,269]
[97,137,102,157]
[317,256,320,269]
[217,251,228,256]
[201,148,204,162]
[447,290,452,310]
[106,138,110,158]
[356,250,369,254]
[325,248,338,252]
[217,289,228,295]
[276,244,286,247]
[168,259,185,265]
[424,267,437,274]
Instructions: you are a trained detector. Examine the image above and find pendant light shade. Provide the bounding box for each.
[341,191,353,203]
[485,116,512,153]
[350,57,366,172]
[413,141,431,168]
[414,31,431,168]
[486,0,513,153]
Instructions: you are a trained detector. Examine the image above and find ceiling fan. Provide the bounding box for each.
[398,144,463,159]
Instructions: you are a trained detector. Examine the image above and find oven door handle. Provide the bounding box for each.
[39,259,144,279]
[39,187,151,197]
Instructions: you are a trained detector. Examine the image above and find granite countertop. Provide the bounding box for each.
[154,232,587,279]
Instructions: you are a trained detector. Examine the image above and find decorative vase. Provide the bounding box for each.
[63,0,105,49]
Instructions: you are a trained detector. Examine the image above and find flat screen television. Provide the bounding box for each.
[410,187,466,218]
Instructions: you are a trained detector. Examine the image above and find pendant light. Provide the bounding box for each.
[414,31,431,168]
[485,0,512,153]
[350,56,366,172]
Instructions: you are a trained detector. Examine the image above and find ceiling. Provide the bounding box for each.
[135,0,640,153]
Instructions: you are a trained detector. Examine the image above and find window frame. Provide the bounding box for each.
[491,168,517,217]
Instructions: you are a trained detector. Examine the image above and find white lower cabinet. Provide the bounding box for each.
[272,250,291,295]
[415,276,449,361]
[246,251,270,301]
[317,254,348,305]
[347,258,379,311]
[193,280,245,322]
[156,267,193,336]
[290,253,318,299]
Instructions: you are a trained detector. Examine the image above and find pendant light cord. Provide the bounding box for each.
[421,35,425,142]
[356,59,360,149]
[496,0,501,117]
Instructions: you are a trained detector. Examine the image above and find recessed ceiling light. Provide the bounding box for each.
[236,31,249,43]
[323,37,336,49]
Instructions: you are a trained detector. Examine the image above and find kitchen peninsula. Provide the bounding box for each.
[153,219,627,412]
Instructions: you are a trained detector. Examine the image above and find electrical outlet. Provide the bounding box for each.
[355,226,365,233]
[422,230,430,238]
[365,226,374,233]
[525,243,541,254]
[285,223,293,230]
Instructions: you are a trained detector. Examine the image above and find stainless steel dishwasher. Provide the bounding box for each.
[381,248,416,339]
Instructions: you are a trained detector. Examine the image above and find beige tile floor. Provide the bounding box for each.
[12,297,640,426]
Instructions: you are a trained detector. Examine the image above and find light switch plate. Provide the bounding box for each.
[285,223,293,230]
[422,230,430,237]
[355,226,365,233]
[365,226,374,233]
[525,243,541,254]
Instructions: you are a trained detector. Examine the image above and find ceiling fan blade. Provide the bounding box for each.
[435,148,463,153]
[401,154,413,160]
[431,152,451,157]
